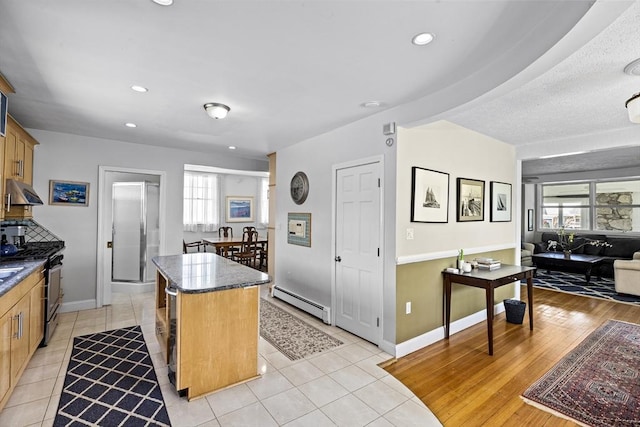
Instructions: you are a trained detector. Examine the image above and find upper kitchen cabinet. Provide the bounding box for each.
[5,116,37,185]
[4,116,38,219]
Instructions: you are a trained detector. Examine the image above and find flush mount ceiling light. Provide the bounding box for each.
[125,122,137,128]
[204,103,230,119]
[361,101,382,108]
[228,146,237,150]
[625,92,640,123]
[412,32,435,46]
[130,85,148,93]
[624,58,640,76]
[152,0,173,5]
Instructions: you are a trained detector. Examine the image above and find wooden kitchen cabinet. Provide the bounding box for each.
[0,311,11,405]
[0,266,46,411]
[4,115,38,219]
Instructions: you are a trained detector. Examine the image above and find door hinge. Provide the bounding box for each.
[377,247,380,257]
[376,317,380,327]
[378,178,380,188]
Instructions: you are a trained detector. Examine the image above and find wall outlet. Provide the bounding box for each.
[405,301,411,314]
[406,228,414,240]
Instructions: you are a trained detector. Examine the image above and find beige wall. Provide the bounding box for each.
[395,121,518,345]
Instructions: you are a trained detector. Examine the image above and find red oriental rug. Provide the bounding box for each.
[522,320,640,426]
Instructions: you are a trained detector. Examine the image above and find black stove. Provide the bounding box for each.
[1,241,65,261]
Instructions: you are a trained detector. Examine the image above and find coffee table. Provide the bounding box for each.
[532,252,603,283]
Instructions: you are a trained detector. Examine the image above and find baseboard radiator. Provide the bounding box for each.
[271,285,331,324]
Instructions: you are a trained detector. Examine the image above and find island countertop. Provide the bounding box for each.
[152,252,270,293]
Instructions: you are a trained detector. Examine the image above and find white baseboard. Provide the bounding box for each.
[394,302,506,358]
[60,299,96,313]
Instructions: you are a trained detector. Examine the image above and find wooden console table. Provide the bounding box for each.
[442,264,536,355]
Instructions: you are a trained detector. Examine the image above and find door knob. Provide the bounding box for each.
[335,256,341,262]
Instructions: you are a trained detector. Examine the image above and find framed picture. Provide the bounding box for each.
[456,178,484,222]
[410,167,449,223]
[490,181,512,222]
[527,209,534,231]
[287,212,311,247]
[226,196,254,222]
[49,180,90,206]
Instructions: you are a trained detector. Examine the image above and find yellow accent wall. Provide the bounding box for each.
[396,249,515,343]
[395,120,518,346]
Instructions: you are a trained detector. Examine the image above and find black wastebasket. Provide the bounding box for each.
[504,299,526,324]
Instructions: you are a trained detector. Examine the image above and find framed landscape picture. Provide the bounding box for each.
[490,181,512,222]
[226,196,254,222]
[456,178,484,222]
[410,167,449,223]
[49,180,90,206]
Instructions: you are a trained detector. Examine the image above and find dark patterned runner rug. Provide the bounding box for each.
[260,298,343,360]
[522,319,640,426]
[54,325,171,426]
[528,271,640,306]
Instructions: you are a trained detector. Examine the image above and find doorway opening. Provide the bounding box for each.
[97,166,166,307]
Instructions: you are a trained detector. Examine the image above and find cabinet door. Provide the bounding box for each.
[10,294,30,380]
[4,122,18,181]
[22,141,34,185]
[0,311,11,404]
[29,279,44,353]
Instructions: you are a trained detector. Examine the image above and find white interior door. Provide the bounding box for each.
[335,161,381,344]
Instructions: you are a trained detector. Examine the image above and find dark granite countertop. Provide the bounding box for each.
[0,260,47,298]
[152,253,270,294]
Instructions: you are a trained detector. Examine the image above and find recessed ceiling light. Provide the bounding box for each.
[412,32,435,46]
[228,146,237,150]
[362,101,382,108]
[152,0,173,5]
[131,85,148,93]
[125,123,137,128]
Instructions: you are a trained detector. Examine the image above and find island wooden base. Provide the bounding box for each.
[155,271,260,401]
[177,286,259,400]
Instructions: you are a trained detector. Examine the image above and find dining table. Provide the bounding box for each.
[203,235,268,258]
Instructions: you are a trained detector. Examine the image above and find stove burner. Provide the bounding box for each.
[1,241,65,260]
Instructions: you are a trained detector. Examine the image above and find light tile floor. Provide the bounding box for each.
[0,285,441,426]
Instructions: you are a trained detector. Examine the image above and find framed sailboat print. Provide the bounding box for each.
[490,181,512,222]
[411,167,449,223]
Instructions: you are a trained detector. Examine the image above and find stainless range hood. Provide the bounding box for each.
[6,179,44,205]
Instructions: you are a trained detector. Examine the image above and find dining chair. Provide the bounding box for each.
[219,226,233,237]
[234,230,259,268]
[183,239,202,254]
[218,226,239,257]
[257,239,268,271]
[242,226,257,234]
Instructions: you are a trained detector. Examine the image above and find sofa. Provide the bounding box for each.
[521,242,534,266]
[614,252,640,296]
[531,232,640,278]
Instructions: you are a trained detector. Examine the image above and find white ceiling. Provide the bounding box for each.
[0,0,639,171]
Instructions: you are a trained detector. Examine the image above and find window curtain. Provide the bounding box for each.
[183,171,220,232]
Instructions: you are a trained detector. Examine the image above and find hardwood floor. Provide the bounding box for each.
[384,286,640,426]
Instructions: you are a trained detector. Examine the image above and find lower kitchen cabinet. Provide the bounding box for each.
[0,267,46,411]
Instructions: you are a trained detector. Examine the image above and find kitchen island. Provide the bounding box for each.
[152,252,270,400]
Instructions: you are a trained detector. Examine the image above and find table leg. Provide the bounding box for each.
[485,286,494,356]
[444,277,452,339]
[527,275,534,331]
[585,265,592,283]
